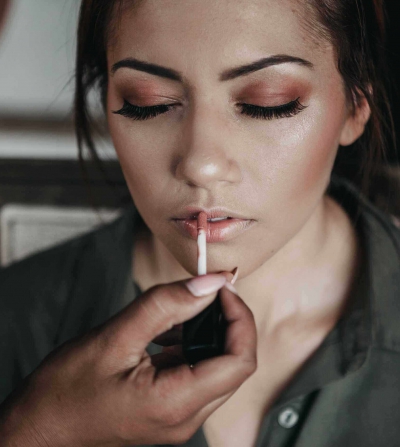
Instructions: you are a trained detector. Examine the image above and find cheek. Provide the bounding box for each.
[252,95,346,210]
[299,98,347,192]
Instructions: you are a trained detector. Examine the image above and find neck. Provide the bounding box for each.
[235,195,361,336]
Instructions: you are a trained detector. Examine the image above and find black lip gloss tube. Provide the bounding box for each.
[182,289,226,365]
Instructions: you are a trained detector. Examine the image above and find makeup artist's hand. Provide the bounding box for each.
[0,272,257,447]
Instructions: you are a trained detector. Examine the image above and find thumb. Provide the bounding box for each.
[99,274,227,367]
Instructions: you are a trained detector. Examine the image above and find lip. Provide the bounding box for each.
[173,217,255,242]
[173,206,250,220]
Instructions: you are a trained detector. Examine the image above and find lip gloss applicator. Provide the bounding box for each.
[197,211,208,275]
[182,212,227,366]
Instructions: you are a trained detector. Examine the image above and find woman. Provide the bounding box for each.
[1,0,400,446]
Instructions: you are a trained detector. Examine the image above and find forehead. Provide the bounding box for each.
[108,0,333,78]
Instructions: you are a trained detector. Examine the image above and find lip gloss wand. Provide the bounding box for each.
[182,212,227,366]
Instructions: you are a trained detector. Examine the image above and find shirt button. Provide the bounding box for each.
[278,407,299,428]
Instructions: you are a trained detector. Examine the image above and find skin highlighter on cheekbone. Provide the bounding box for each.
[182,212,227,366]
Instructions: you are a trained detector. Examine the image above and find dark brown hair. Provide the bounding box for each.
[74,0,396,212]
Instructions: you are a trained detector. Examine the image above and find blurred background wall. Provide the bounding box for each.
[0,0,129,266]
[0,0,81,158]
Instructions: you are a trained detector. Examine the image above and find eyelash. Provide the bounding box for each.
[112,97,307,121]
[240,97,307,120]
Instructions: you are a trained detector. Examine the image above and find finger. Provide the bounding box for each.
[152,320,184,345]
[150,352,186,370]
[154,285,257,416]
[100,274,227,367]
[218,271,234,283]
[152,328,182,346]
[218,284,258,359]
[161,345,183,357]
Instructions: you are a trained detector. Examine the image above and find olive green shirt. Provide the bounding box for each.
[1,174,400,446]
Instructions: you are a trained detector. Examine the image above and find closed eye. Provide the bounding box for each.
[112,97,307,121]
[112,100,173,120]
[238,97,307,120]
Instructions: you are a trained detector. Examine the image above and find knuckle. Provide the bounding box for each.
[147,283,189,323]
[94,324,124,360]
[175,430,194,445]
[135,287,176,335]
[166,426,194,445]
[155,390,192,429]
[147,284,176,315]
[242,356,258,377]
[157,409,181,428]
[158,402,187,428]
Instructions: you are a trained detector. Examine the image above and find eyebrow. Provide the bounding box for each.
[111,54,314,82]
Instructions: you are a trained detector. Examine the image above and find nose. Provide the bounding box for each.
[174,103,242,189]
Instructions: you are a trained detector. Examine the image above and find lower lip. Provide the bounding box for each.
[172,218,255,242]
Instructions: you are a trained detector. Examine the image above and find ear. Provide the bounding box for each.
[339,89,371,146]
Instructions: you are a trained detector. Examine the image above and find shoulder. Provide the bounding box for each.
[360,196,400,352]
[0,205,140,401]
[330,176,400,352]
[328,174,400,258]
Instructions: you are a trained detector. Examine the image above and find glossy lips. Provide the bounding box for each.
[173,217,255,242]
[173,207,249,220]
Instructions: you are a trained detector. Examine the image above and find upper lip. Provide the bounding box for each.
[173,207,252,220]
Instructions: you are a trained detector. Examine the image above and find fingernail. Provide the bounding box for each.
[185,275,226,297]
[230,267,239,284]
[224,281,239,295]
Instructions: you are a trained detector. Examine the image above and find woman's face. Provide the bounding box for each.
[106,0,363,278]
